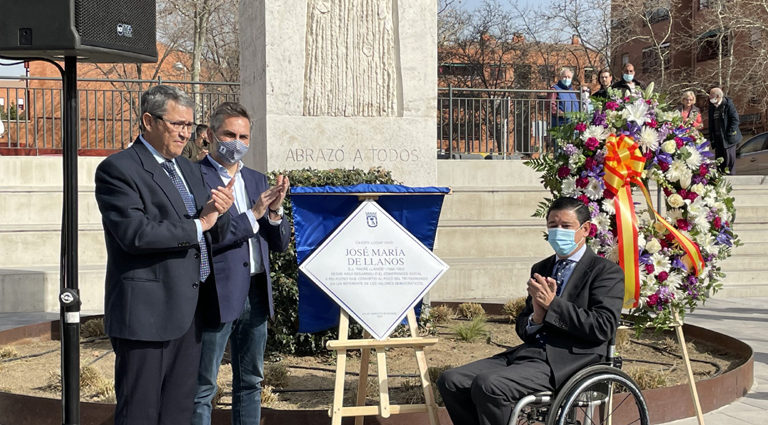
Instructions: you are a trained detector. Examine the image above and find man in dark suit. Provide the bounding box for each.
[708,87,742,174]
[94,85,234,425]
[192,102,291,425]
[437,197,624,425]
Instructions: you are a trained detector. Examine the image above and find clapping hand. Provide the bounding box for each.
[527,273,557,324]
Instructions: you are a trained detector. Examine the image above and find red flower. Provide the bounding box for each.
[663,187,672,197]
[676,219,690,231]
[575,122,587,132]
[685,191,699,201]
[699,164,709,176]
[659,160,670,172]
[648,119,658,128]
[645,264,655,274]
[643,150,654,160]
[605,101,619,111]
[584,137,600,151]
[675,137,684,148]
[657,271,669,282]
[588,223,598,237]
[713,217,722,229]
[557,165,571,178]
[576,177,589,188]
[603,189,615,200]
[647,293,659,306]
[577,194,590,205]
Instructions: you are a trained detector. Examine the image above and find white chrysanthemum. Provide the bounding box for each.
[693,214,710,232]
[561,177,577,196]
[645,238,662,254]
[607,243,620,263]
[667,193,685,208]
[666,160,688,182]
[651,252,671,273]
[581,125,611,141]
[585,178,603,200]
[593,213,612,232]
[623,100,650,124]
[679,168,692,189]
[687,197,706,217]
[690,183,706,195]
[685,147,703,169]
[666,271,683,288]
[638,126,660,151]
[637,233,647,251]
[601,198,616,215]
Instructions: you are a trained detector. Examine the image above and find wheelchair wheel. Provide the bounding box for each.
[546,365,649,425]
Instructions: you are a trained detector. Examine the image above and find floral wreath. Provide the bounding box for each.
[527,84,739,329]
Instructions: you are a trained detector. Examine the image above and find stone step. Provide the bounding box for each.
[0,224,106,267]
[0,156,104,187]
[0,186,100,226]
[0,265,105,312]
[440,187,549,221]
[430,254,767,302]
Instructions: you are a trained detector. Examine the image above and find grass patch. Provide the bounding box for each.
[453,317,489,342]
[456,303,485,320]
[261,385,279,406]
[0,346,19,359]
[625,367,669,390]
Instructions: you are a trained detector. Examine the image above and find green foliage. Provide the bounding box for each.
[453,316,489,342]
[0,105,23,121]
[266,167,397,356]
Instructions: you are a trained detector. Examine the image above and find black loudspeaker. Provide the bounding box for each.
[0,0,157,63]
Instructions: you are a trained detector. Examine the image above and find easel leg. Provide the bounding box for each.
[330,312,351,425]
[355,331,372,425]
[673,311,705,425]
[407,309,440,425]
[377,348,391,418]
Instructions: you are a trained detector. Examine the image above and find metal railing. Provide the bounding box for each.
[438,86,584,159]
[0,76,238,155]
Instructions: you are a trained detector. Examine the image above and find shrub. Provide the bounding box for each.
[456,302,485,319]
[264,363,290,388]
[81,318,106,339]
[0,346,19,359]
[428,305,454,324]
[266,167,396,356]
[428,365,453,406]
[261,385,279,406]
[625,367,668,390]
[502,298,527,322]
[453,317,489,342]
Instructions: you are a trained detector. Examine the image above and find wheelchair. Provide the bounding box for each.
[508,331,650,425]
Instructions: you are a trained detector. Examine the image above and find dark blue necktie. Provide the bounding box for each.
[553,259,576,296]
[161,160,210,281]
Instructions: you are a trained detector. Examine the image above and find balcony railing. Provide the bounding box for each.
[0,76,238,155]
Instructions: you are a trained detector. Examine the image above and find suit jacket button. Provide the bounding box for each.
[243,262,249,267]
[194,253,200,259]
[192,282,199,289]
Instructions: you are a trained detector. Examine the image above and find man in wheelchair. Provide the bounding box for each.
[437,197,625,425]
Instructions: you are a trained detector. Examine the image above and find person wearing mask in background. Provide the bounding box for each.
[611,63,644,97]
[677,90,703,132]
[436,197,624,425]
[182,124,210,162]
[548,67,579,127]
[707,87,742,174]
[192,102,291,425]
[581,85,594,114]
[592,68,613,99]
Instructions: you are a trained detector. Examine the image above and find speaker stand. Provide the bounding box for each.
[60,55,81,425]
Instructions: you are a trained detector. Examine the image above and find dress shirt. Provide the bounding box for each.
[526,243,588,334]
[206,156,282,275]
[139,136,203,240]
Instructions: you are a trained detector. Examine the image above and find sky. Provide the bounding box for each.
[0,59,26,78]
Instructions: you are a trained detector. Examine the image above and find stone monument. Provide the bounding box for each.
[240,0,437,185]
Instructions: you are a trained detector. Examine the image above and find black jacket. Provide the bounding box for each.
[611,79,645,97]
[708,96,742,147]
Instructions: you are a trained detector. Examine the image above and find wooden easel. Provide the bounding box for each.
[672,310,706,425]
[326,308,441,425]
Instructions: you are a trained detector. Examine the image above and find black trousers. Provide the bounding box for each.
[714,142,737,174]
[111,312,203,425]
[436,344,555,425]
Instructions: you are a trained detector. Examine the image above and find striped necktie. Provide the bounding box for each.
[553,259,576,296]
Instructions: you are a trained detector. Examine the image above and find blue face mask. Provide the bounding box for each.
[561,78,572,87]
[215,136,249,165]
[547,227,583,257]
[623,73,634,82]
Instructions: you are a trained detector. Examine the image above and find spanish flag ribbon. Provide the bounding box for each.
[602,134,704,309]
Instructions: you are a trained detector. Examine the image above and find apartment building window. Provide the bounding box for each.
[490,65,507,81]
[439,63,482,77]
[642,43,671,73]
[697,30,730,62]
[699,0,710,9]
[584,67,596,84]
[621,53,630,66]
[645,0,671,24]
[538,64,554,83]
[513,64,532,89]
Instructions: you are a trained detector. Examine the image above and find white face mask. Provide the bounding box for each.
[710,98,718,104]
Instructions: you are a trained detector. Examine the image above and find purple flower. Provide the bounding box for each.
[588,202,600,217]
[639,253,653,265]
[592,110,607,127]
[563,144,578,155]
[671,256,687,271]
[716,230,733,247]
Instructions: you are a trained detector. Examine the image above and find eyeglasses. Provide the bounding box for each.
[151,114,195,132]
